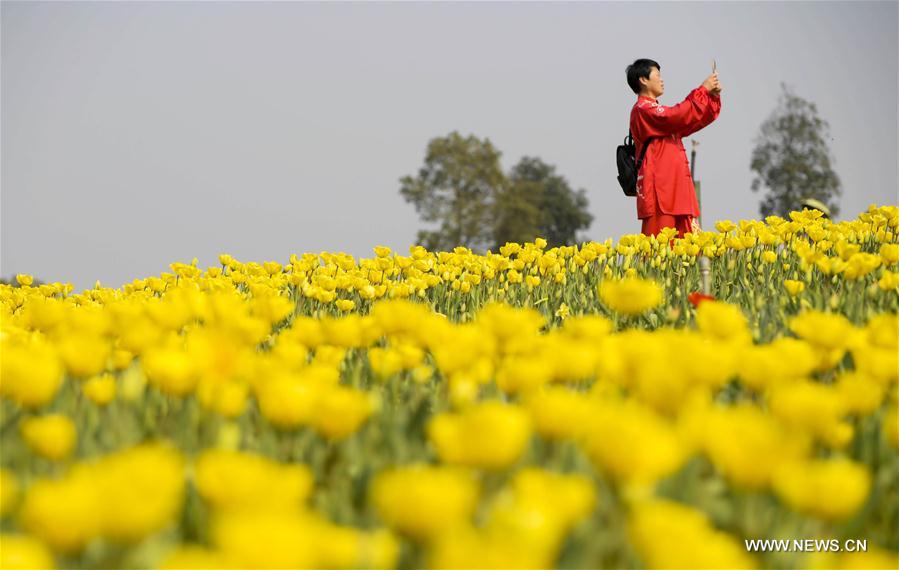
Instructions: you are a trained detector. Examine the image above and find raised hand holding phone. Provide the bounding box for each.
[702,63,721,94]
[708,59,722,95]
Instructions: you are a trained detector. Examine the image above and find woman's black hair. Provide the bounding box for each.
[626,59,660,94]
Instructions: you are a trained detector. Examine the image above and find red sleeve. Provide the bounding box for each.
[682,88,721,137]
[635,86,721,139]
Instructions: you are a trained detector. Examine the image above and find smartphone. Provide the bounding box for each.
[713,59,717,73]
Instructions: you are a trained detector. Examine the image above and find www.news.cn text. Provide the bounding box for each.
[745,539,867,553]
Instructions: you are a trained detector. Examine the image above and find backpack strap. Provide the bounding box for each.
[634,132,655,173]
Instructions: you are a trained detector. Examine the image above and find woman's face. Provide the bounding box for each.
[642,67,665,97]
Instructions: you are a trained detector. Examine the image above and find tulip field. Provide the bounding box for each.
[1,205,898,569]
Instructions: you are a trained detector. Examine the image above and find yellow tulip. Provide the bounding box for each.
[772,459,870,521]
[82,374,116,406]
[20,415,77,461]
[784,279,805,296]
[371,465,479,541]
[0,469,18,517]
[0,534,57,569]
[428,401,531,471]
[598,277,663,316]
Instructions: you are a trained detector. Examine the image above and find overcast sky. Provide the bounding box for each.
[2,1,897,291]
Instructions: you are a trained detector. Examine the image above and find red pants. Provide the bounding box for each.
[641,213,697,238]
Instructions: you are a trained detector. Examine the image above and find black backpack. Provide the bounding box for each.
[616,132,655,197]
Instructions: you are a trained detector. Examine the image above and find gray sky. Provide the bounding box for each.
[2,1,897,291]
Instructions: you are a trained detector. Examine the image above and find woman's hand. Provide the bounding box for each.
[702,72,721,94]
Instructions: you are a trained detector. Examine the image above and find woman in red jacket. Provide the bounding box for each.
[626,59,722,238]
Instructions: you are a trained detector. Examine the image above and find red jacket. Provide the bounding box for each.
[630,85,721,219]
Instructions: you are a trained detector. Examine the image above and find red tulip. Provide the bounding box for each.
[688,291,716,307]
